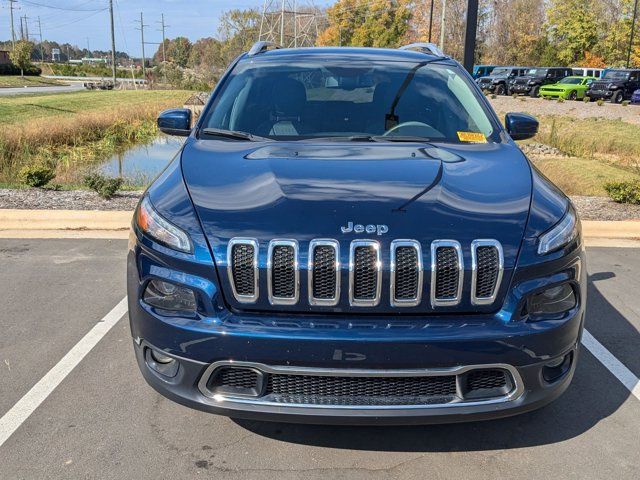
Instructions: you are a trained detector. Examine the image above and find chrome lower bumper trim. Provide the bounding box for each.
[197,361,525,411]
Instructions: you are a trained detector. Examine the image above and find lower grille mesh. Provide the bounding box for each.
[215,367,259,389]
[231,244,255,296]
[353,246,378,300]
[466,369,507,391]
[434,247,459,300]
[475,246,499,298]
[267,374,457,400]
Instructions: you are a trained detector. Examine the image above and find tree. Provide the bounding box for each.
[10,41,33,77]
[317,0,412,48]
[217,9,261,66]
[165,37,192,67]
[546,0,599,65]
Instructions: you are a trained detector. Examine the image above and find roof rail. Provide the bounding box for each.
[247,41,281,56]
[399,43,446,57]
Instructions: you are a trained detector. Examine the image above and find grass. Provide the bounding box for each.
[0,75,64,88]
[0,90,191,184]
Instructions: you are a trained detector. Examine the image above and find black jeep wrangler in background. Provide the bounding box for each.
[510,67,573,97]
[586,69,640,103]
[476,66,530,95]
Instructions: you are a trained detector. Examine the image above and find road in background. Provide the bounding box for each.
[0,84,85,96]
[0,239,637,479]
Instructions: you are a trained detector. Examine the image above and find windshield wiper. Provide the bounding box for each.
[371,135,433,143]
[201,128,269,142]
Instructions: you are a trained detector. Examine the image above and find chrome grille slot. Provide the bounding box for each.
[267,240,299,305]
[308,240,340,306]
[228,238,259,303]
[471,240,504,305]
[391,240,423,307]
[349,240,381,306]
[430,240,463,307]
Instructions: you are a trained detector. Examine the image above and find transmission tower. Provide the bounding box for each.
[259,0,319,48]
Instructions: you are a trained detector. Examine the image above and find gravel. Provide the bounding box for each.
[0,188,142,211]
[489,96,640,125]
[1,188,639,221]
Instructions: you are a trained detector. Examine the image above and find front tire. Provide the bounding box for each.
[495,84,506,95]
[569,90,578,101]
[611,90,623,103]
[529,86,540,98]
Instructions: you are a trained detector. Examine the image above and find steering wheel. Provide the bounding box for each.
[383,121,434,137]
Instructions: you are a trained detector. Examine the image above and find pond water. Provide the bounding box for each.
[99,135,185,186]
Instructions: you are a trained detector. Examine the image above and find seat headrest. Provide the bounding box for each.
[271,78,307,117]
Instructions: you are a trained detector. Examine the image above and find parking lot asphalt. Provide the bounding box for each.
[0,238,638,480]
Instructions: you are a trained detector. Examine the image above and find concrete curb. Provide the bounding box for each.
[0,210,639,242]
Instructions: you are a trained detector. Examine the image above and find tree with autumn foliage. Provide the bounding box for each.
[317,0,412,48]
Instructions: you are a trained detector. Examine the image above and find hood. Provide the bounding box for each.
[181,139,532,314]
[479,74,507,82]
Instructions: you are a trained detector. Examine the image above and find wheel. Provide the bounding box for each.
[611,90,623,103]
[569,90,578,101]
[529,86,540,98]
[495,84,506,95]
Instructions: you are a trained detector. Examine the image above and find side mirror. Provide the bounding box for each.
[505,112,538,141]
[157,108,192,136]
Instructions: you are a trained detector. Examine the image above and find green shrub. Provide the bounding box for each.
[557,97,565,103]
[596,99,604,106]
[583,97,590,103]
[512,93,518,99]
[604,181,640,204]
[18,164,56,187]
[83,173,123,199]
[490,94,497,99]
[622,100,630,107]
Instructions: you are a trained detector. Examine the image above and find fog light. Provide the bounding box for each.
[143,279,197,312]
[145,348,179,377]
[528,283,576,318]
[543,352,573,383]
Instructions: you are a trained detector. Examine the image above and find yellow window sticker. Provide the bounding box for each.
[457,131,487,143]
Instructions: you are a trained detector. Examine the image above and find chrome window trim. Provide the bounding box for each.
[308,239,340,306]
[267,239,299,305]
[390,239,423,307]
[227,238,259,304]
[470,239,504,306]
[430,239,464,307]
[197,360,524,410]
[349,239,382,307]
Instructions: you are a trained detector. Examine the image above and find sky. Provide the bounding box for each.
[0,0,330,57]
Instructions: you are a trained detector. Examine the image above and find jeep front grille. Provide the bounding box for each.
[471,240,504,305]
[349,240,381,306]
[308,240,340,306]
[228,238,258,303]
[431,240,463,307]
[267,240,299,305]
[227,238,504,308]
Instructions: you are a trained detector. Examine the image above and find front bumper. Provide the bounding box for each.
[587,89,613,99]
[511,84,533,93]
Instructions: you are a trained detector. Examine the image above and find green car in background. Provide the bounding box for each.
[539,76,596,100]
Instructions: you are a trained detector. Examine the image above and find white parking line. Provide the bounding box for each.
[0,297,638,449]
[0,297,128,449]
[581,330,640,401]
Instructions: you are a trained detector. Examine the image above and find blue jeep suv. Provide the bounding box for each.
[127,42,585,424]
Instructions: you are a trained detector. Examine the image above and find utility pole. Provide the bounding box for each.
[135,12,148,79]
[428,0,435,43]
[23,15,28,41]
[439,0,446,51]
[462,0,479,74]
[108,0,117,85]
[627,0,639,68]
[7,0,17,49]
[86,37,91,55]
[36,16,43,62]
[157,13,169,84]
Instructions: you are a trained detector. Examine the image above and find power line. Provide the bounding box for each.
[21,0,105,12]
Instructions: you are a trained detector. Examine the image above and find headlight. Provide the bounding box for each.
[528,283,576,317]
[143,279,197,312]
[136,196,192,253]
[607,83,615,89]
[537,208,580,255]
[528,80,537,85]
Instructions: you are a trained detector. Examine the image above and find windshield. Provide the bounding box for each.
[202,58,497,143]
[526,68,547,76]
[490,68,510,76]
[559,77,582,85]
[603,70,630,80]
